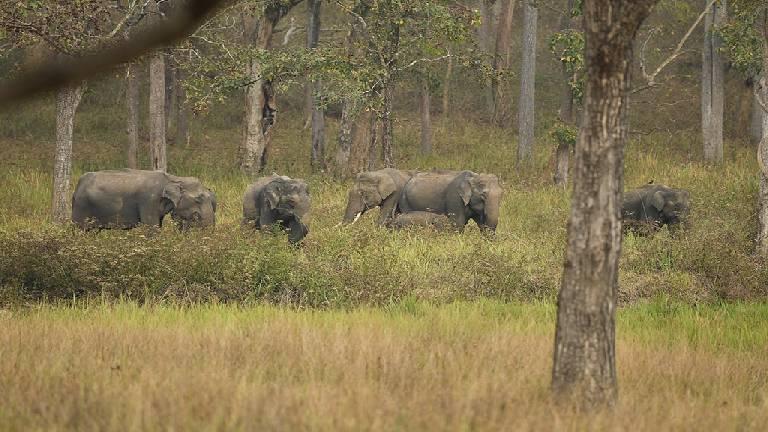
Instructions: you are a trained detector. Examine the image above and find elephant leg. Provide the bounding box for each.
[138,206,162,228]
[286,217,309,244]
[377,194,400,226]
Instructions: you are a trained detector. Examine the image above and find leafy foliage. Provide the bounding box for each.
[719,0,765,77]
[549,29,585,103]
[549,121,578,147]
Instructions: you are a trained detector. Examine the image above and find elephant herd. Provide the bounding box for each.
[71,168,691,243]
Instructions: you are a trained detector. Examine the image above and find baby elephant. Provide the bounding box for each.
[622,184,690,233]
[389,211,453,231]
[72,169,216,230]
[243,175,310,243]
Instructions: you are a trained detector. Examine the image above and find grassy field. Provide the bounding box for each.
[0,300,766,431]
[1,98,766,305]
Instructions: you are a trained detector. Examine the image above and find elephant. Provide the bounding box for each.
[72,169,216,230]
[388,211,453,231]
[342,168,416,225]
[397,170,503,232]
[243,175,311,243]
[622,184,690,232]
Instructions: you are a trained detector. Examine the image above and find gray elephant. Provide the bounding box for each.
[389,211,453,230]
[397,170,503,232]
[622,184,690,232]
[243,175,310,243]
[342,168,416,225]
[72,169,216,230]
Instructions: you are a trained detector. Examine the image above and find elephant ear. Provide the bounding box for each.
[650,190,666,211]
[458,177,473,206]
[162,182,183,208]
[376,175,397,200]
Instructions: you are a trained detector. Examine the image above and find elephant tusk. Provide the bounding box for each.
[350,212,362,225]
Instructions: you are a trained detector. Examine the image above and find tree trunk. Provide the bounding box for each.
[442,54,452,117]
[552,0,658,408]
[240,11,279,175]
[554,0,576,187]
[702,0,726,163]
[752,75,764,144]
[517,0,537,164]
[177,68,190,148]
[165,57,177,144]
[335,98,355,177]
[126,61,139,169]
[307,0,326,172]
[480,0,496,118]
[381,82,395,168]
[420,78,432,155]
[149,48,167,172]
[367,115,380,171]
[491,0,516,126]
[52,83,84,224]
[756,16,768,256]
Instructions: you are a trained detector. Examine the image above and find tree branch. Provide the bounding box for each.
[0,0,227,106]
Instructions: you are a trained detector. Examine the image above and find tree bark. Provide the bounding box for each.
[442,54,452,117]
[420,77,432,155]
[702,0,726,163]
[554,0,576,187]
[367,115,380,171]
[165,56,177,144]
[307,0,326,172]
[517,0,537,164]
[177,67,190,147]
[381,82,395,168]
[126,61,139,169]
[149,48,167,172]
[552,0,658,408]
[52,83,84,224]
[491,0,516,126]
[480,0,496,118]
[756,14,768,256]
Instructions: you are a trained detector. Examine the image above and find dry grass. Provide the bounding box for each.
[1,301,766,431]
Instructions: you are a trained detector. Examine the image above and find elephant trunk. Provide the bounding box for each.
[343,190,365,223]
[482,192,501,232]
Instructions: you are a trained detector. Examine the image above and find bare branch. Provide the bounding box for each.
[0,0,227,106]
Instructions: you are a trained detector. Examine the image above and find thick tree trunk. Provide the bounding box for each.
[491,0,516,126]
[126,62,139,169]
[554,0,576,187]
[756,20,768,256]
[420,78,432,155]
[702,0,726,163]
[149,49,167,172]
[307,0,326,172]
[52,83,84,224]
[552,0,658,408]
[165,57,177,144]
[517,0,537,164]
[367,115,380,171]
[381,82,395,168]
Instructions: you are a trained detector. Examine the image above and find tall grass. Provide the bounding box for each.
[0,301,766,431]
[0,98,766,305]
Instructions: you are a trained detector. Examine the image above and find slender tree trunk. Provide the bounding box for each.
[702,0,726,163]
[177,68,190,148]
[491,0,516,126]
[554,0,576,187]
[420,78,432,155]
[752,75,764,144]
[52,83,84,224]
[442,54,452,117]
[126,62,139,169]
[480,0,496,118]
[756,16,768,256]
[335,98,355,177]
[552,0,658,408]
[381,82,395,168]
[165,57,177,144]
[517,0,537,164]
[307,0,326,172]
[367,115,380,171]
[241,10,281,175]
[149,48,167,172]
[335,16,364,177]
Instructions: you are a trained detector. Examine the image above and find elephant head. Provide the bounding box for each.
[262,177,311,220]
[457,172,503,232]
[343,171,399,223]
[162,177,217,229]
[650,187,690,227]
